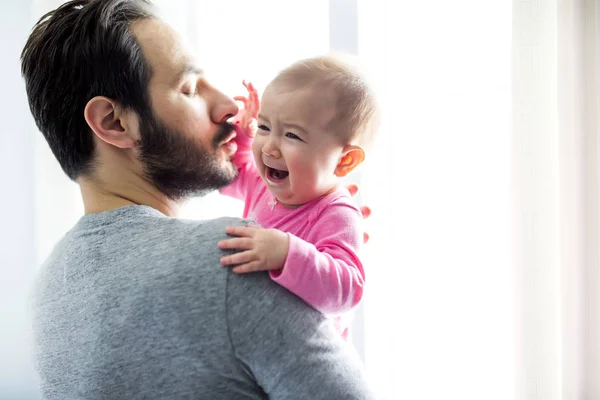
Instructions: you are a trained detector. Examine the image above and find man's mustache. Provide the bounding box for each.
[212,122,236,149]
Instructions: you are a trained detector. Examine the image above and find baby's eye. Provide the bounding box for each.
[285,132,302,141]
[258,125,270,132]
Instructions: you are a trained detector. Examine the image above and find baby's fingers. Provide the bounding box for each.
[232,260,266,274]
[360,206,371,219]
[240,81,259,117]
[218,237,253,250]
[220,250,255,266]
[225,226,256,238]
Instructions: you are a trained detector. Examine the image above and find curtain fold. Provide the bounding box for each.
[514,0,599,399]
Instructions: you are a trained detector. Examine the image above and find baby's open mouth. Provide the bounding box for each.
[266,167,289,181]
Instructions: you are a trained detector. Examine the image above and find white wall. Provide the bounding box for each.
[0,0,41,398]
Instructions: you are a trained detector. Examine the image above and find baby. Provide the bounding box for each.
[218,55,380,339]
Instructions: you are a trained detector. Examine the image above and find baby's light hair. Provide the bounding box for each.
[269,54,380,152]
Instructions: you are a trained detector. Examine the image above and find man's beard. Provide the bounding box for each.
[136,112,237,201]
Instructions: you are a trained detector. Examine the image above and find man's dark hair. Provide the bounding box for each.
[21,0,156,180]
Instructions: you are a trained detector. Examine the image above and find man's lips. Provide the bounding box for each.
[219,131,237,146]
[212,122,236,149]
[214,131,238,157]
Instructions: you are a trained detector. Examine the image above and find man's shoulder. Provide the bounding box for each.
[225,269,330,346]
[167,215,252,243]
[39,209,254,297]
[134,215,253,273]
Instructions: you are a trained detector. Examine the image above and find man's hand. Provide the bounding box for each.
[218,225,289,274]
[346,183,371,244]
[232,80,260,137]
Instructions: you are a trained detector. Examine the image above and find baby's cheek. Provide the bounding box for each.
[251,142,263,166]
[251,139,260,155]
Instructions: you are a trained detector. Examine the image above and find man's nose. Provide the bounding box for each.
[210,89,239,124]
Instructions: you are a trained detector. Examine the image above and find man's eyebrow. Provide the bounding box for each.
[173,64,204,85]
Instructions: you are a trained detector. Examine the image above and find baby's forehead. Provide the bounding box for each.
[261,83,339,127]
[263,81,340,110]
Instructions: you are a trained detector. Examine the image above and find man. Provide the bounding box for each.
[21,0,376,399]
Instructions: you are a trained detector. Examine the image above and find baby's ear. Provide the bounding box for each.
[335,145,365,177]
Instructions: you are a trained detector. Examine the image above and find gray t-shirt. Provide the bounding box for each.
[32,205,375,399]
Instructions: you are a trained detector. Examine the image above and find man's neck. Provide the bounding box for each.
[78,176,180,217]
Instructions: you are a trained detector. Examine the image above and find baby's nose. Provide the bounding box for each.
[262,141,281,159]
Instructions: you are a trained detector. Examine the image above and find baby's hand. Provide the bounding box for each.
[347,183,372,244]
[232,80,260,137]
[218,225,289,274]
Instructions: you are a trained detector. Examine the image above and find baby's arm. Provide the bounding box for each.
[218,199,365,315]
[271,201,365,315]
[219,81,261,201]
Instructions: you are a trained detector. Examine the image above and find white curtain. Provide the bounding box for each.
[512,0,600,399]
[357,0,599,399]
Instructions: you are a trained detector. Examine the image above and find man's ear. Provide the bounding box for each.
[335,145,365,177]
[84,96,138,149]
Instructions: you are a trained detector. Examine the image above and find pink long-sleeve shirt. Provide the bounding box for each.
[220,126,365,338]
